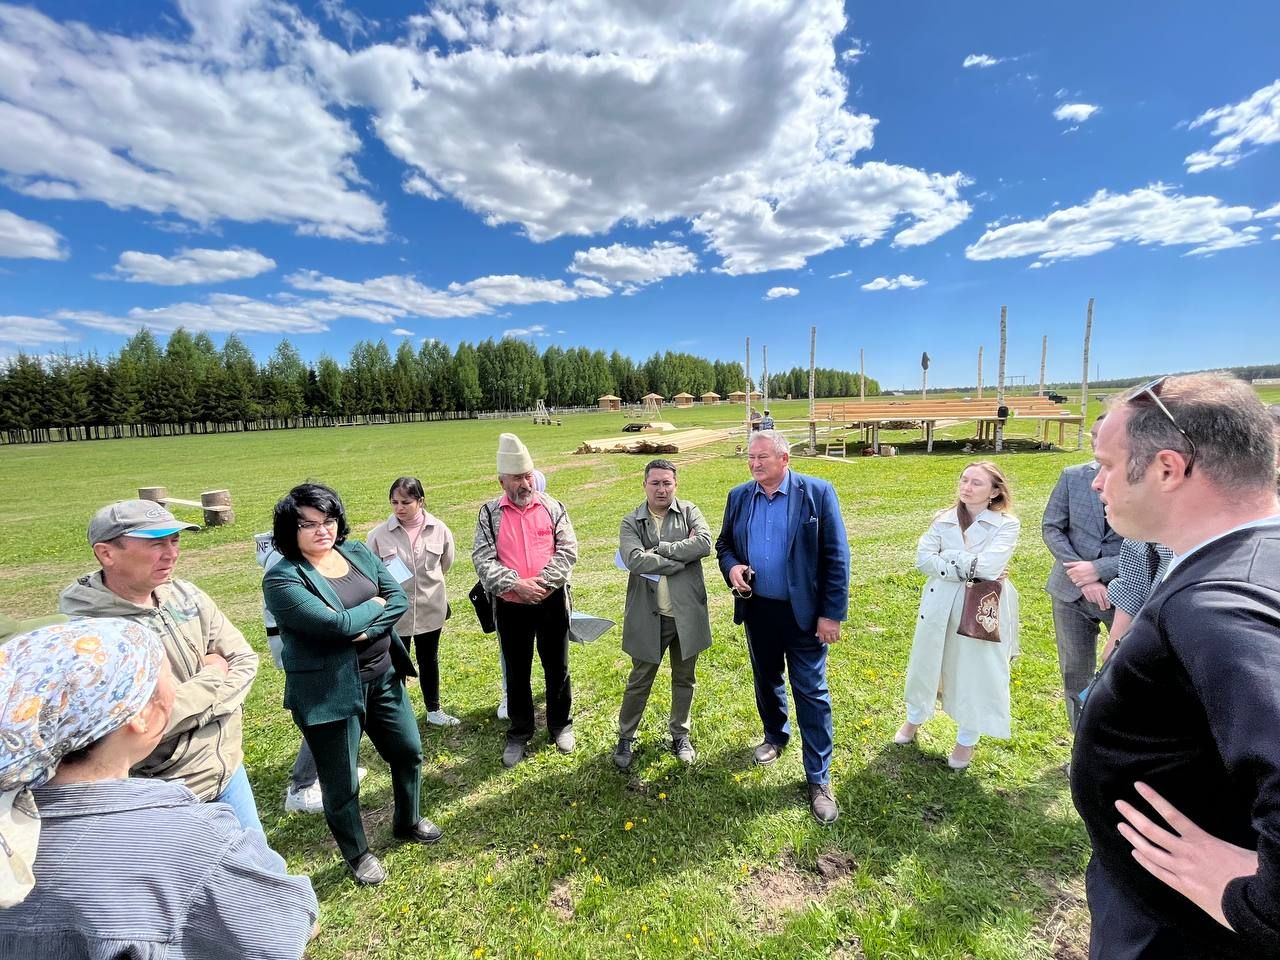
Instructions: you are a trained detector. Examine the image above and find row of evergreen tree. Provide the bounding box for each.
[0,329,880,443]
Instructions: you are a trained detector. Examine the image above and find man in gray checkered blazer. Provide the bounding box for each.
[1042,416,1123,732]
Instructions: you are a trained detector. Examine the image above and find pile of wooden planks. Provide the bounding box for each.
[574,427,733,454]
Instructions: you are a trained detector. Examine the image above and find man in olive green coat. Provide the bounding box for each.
[614,459,713,769]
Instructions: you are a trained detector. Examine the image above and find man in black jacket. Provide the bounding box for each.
[1073,373,1280,959]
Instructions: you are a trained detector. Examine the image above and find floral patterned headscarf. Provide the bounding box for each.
[0,618,164,907]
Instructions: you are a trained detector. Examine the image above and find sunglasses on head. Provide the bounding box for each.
[1133,376,1196,476]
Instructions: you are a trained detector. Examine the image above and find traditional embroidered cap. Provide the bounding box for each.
[0,618,165,906]
[496,433,535,475]
[88,499,199,545]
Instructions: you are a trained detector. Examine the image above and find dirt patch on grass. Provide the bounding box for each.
[547,878,575,922]
[1032,872,1089,960]
[737,848,858,932]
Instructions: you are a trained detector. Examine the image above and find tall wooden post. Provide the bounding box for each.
[744,337,752,447]
[1038,334,1049,442]
[921,365,928,400]
[995,306,1008,452]
[807,326,817,454]
[977,346,984,399]
[1078,298,1094,450]
[762,345,769,412]
[859,348,865,401]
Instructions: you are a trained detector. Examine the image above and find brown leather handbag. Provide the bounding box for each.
[958,558,1003,642]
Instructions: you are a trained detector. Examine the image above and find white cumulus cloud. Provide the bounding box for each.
[1054,103,1099,124]
[0,209,67,260]
[111,247,277,285]
[0,5,385,240]
[963,54,1002,69]
[764,286,799,299]
[390,327,414,336]
[861,274,926,291]
[503,323,550,338]
[568,241,697,286]
[1185,79,1280,173]
[965,184,1261,264]
[310,0,969,274]
[828,269,852,278]
[0,315,77,346]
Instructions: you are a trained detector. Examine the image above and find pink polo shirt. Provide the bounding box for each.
[496,493,556,602]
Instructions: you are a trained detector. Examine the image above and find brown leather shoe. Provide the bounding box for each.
[753,741,782,766]
[808,783,839,825]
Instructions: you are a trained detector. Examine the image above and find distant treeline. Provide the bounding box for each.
[0,329,880,444]
[923,362,1280,395]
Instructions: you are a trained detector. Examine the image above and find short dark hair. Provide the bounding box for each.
[389,476,425,501]
[1115,374,1276,490]
[272,482,350,562]
[644,459,678,479]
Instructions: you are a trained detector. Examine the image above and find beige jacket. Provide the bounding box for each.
[59,572,259,800]
[367,511,455,636]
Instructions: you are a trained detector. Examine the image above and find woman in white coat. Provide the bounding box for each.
[896,461,1020,770]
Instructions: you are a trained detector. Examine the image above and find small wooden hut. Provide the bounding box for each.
[727,390,747,404]
[701,391,720,404]
[597,394,621,411]
[671,392,694,408]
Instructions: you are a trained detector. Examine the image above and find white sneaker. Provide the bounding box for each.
[426,709,461,727]
[285,768,367,814]
[284,781,323,814]
[497,697,509,720]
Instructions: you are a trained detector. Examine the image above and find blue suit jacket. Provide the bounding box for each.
[715,470,850,633]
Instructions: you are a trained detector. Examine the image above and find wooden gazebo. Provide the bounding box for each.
[701,391,720,404]
[597,394,621,411]
[672,392,694,408]
[727,390,747,404]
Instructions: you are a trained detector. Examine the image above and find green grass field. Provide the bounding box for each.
[1,389,1274,959]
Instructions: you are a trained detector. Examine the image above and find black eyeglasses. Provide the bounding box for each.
[1133,376,1196,476]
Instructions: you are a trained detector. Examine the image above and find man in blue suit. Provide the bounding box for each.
[715,430,850,824]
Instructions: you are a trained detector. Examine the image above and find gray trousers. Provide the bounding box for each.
[1052,595,1116,732]
[617,616,698,741]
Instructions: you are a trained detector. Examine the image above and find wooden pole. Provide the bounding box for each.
[1078,298,1094,450]
[807,326,817,454]
[921,364,928,400]
[1038,334,1049,442]
[744,337,752,448]
[995,306,1008,452]
[977,346,984,399]
[762,344,769,412]
[859,348,865,402]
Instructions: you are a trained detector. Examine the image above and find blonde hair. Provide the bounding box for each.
[955,460,1014,515]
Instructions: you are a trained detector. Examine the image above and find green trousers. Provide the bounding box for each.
[617,615,698,741]
[298,667,423,864]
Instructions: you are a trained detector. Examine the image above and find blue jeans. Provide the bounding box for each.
[743,596,834,784]
[214,764,263,833]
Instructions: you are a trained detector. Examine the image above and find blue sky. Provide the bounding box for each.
[1,0,1277,389]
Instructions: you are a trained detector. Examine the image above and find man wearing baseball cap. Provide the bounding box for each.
[59,500,262,830]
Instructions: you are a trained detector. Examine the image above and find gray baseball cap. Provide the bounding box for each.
[88,500,199,545]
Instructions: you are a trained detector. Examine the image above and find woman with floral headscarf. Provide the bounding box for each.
[0,619,317,958]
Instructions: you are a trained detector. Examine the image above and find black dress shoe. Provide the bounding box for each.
[349,852,387,885]
[808,783,839,825]
[395,818,444,844]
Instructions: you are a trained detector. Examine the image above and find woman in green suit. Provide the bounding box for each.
[263,482,442,886]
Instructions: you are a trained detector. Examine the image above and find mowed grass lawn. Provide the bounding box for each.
[3,391,1270,960]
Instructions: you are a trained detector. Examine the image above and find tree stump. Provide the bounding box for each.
[201,489,235,527]
[138,486,168,503]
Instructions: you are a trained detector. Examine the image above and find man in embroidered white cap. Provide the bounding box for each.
[59,500,261,829]
[472,434,579,767]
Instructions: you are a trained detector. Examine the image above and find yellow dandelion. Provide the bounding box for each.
[658,792,667,800]
[580,856,586,863]
[641,924,648,933]
[400,904,411,914]
[484,874,493,885]
[574,846,582,854]
[693,936,701,946]
[624,820,634,831]
[593,874,602,884]
[532,843,540,850]
[473,949,485,959]
[625,933,633,941]
[650,857,656,864]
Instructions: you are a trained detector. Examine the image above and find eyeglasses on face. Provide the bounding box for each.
[1133,376,1197,476]
[298,518,339,532]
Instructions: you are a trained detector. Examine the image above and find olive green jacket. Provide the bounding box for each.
[619,498,713,664]
[262,540,413,727]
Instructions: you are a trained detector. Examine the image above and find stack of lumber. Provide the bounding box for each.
[575,428,732,455]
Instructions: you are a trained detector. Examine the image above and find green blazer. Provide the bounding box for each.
[262,539,414,726]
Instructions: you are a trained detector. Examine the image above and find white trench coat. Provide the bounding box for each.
[904,507,1021,739]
